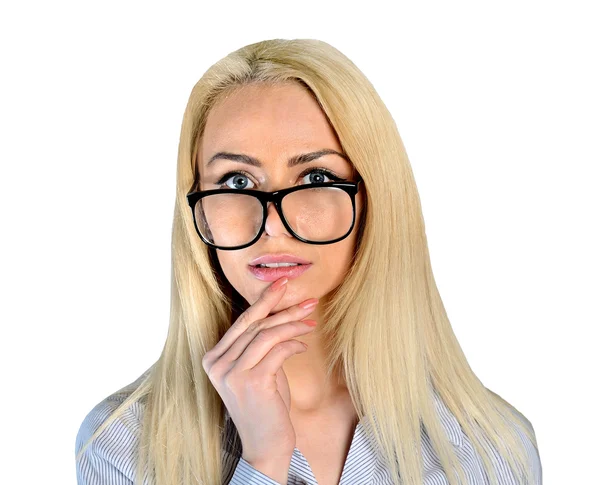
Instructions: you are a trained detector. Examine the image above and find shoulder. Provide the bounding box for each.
[495,407,543,485]
[75,376,147,484]
[458,402,543,485]
[492,392,543,481]
[509,407,543,484]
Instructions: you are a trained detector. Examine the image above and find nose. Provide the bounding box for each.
[263,201,292,239]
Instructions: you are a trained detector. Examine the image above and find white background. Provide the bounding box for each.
[1,1,598,483]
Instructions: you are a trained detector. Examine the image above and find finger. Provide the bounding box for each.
[251,339,308,383]
[257,298,319,331]
[241,277,292,325]
[220,301,318,365]
[235,321,316,371]
[206,277,288,359]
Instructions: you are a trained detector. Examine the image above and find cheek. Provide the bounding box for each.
[317,239,356,286]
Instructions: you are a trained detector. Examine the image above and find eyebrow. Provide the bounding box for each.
[206,148,350,168]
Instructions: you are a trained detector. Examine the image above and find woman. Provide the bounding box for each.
[75,38,542,485]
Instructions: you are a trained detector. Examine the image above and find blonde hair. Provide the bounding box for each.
[76,38,539,485]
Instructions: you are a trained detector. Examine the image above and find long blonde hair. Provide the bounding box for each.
[76,38,539,485]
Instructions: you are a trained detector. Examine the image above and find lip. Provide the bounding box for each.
[249,253,311,266]
[248,263,313,282]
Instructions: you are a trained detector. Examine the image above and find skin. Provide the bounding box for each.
[196,81,364,415]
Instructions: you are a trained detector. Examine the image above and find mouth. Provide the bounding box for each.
[247,262,313,282]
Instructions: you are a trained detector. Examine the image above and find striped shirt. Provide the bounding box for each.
[75,376,542,484]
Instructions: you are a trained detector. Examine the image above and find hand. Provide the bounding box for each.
[202,277,318,465]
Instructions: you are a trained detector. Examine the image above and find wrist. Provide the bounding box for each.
[242,454,292,485]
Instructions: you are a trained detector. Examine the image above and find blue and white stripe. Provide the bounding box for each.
[76,379,542,484]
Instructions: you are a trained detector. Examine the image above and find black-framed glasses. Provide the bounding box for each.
[186,177,362,250]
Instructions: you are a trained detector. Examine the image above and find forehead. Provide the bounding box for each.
[199,82,343,169]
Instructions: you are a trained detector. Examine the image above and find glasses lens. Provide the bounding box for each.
[194,193,263,247]
[281,186,354,242]
[193,186,354,248]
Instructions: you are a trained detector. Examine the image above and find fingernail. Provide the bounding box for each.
[299,299,319,309]
[303,320,318,327]
[270,277,289,291]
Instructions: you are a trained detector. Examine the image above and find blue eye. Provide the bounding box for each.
[218,171,256,190]
[301,169,335,184]
[216,167,345,190]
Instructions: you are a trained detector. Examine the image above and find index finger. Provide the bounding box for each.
[209,277,289,356]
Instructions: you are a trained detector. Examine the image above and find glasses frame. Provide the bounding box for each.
[186,177,363,250]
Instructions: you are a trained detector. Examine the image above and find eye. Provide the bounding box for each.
[217,171,256,190]
[299,168,344,184]
[216,167,345,190]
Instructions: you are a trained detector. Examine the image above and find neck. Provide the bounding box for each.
[282,304,348,413]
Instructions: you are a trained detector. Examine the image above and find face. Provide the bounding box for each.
[196,82,364,314]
